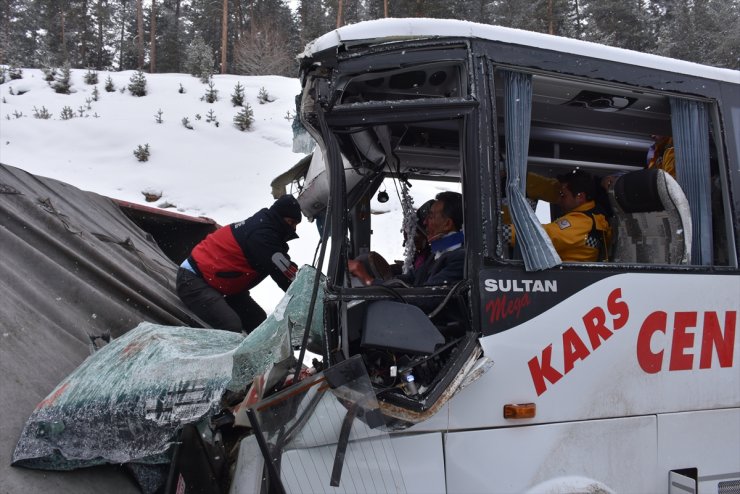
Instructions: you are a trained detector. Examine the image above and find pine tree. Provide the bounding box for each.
[233,104,254,131]
[84,69,98,85]
[704,0,740,69]
[582,0,655,53]
[52,64,72,94]
[157,0,186,73]
[60,106,75,120]
[42,66,56,82]
[8,64,23,80]
[104,75,115,92]
[189,0,222,60]
[298,0,335,46]
[203,79,218,103]
[134,143,150,161]
[185,36,215,82]
[231,81,245,107]
[128,69,147,97]
[205,109,218,125]
[32,106,53,119]
[89,0,116,70]
[258,86,273,104]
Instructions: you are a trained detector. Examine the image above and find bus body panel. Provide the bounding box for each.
[391,433,446,494]
[448,272,739,430]
[658,408,740,494]
[445,415,659,493]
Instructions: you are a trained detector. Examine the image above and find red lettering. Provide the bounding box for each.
[486,297,505,323]
[486,293,530,323]
[700,311,736,369]
[528,344,563,396]
[562,327,591,374]
[607,288,629,330]
[669,312,697,371]
[583,306,612,350]
[637,311,667,374]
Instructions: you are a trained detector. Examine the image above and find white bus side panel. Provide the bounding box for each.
[658,408,740,494]
[276,433,445,494]
[445,415,659,493]
[450,273,739,429]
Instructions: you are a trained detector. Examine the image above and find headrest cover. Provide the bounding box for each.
[613,169,664,213]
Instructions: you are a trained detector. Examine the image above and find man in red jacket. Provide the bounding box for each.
[176,195,302,333]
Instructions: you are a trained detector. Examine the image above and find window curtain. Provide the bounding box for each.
[503,70,561,270]
[670,98,712,265]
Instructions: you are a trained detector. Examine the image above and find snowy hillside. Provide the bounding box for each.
[1,69,304,223]
[0,68,448,307]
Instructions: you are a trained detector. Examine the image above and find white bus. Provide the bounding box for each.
[248,18,740,494]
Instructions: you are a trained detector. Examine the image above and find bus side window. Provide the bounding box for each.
[495,70,735,268]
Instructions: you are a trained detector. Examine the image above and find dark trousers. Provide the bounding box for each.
[175,268,267,333]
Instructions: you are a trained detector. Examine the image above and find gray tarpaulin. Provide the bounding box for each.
[0,163,206,493]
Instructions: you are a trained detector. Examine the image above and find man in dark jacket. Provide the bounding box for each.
[176,195,302,333]
[349,191,464,287]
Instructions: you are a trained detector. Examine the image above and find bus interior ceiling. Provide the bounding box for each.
[331,58,683,182]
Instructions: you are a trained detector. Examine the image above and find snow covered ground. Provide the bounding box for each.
[0,68,447,308]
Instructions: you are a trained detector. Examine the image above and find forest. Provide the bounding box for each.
[0,0,738,79]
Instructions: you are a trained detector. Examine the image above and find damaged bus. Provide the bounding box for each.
[248,18,740,494]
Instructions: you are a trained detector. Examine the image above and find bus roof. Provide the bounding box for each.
[302,18,740,85]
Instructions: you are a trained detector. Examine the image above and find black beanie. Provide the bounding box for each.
[270,195,302,221]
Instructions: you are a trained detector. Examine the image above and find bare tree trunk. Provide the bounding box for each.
[236,0,245,35]
[174,0,181,71]
[336,0,344,27]
[221,0,228,74]
[97,0,104,69]
[547,0,554,34]
[119,0,125,70]
[80,0,88,66]
[118,2,126,71]
[150,0,156,72]
[61,5,68,62]
[136,0,144,69]
[384,0,388,17]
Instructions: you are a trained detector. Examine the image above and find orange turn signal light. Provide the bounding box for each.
[503,402,536,419]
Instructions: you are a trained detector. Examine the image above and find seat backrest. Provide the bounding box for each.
[607,169,692,264]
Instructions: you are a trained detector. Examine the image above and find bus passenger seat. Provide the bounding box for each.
[607,169,692,264]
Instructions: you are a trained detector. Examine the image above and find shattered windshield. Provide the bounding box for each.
[13,266,326,470]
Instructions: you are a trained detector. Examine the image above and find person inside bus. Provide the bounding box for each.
[390,198,434,276]
[646,134,675,177]
[601,134,676,190]
[504,169,611,262]
[349,191,464,286]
